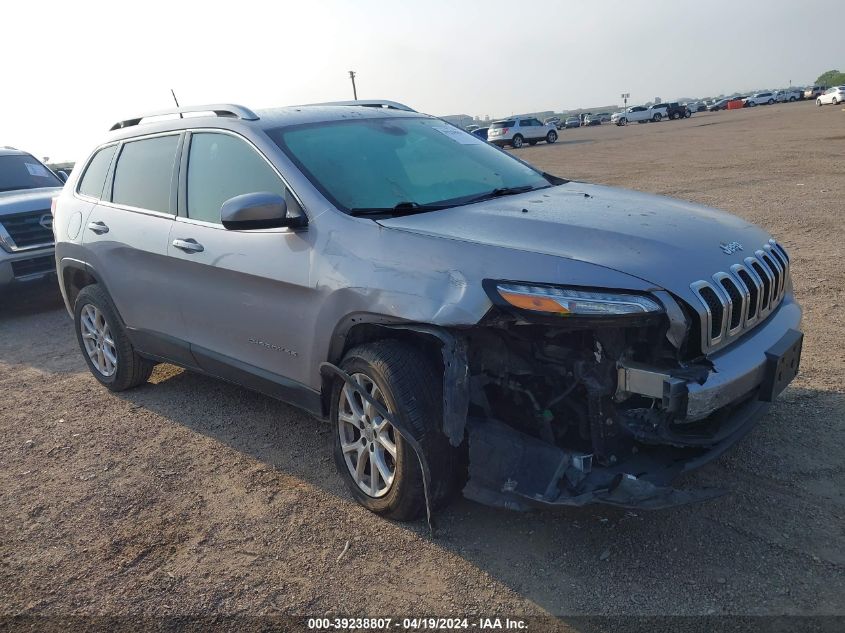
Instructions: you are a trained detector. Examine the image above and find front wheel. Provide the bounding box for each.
[617,118,627,126]
[74,285,154,391]
[511,134,524,149]
[817,99,822,107]
[332,341,458,521]
[684,110,692,118]
[546,130,557,143]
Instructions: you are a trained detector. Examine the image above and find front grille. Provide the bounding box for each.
[11,256,54,279]
[0,210,54,249]
[691,240,790,352]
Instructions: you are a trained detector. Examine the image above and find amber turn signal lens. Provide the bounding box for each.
[498,290,570,314]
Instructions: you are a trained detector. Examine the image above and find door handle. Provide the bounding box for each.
[87,221,109,234]
[172,238,204,253]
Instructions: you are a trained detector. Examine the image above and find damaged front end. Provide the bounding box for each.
[451,280,801,512]
[325,278,802,519]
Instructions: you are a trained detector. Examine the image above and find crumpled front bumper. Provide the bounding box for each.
[463,396,768,512]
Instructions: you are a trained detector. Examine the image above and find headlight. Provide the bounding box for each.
[492,283,663,316]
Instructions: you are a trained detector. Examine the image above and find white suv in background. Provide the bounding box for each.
[744,92,776,107]
[816,86,845,106]
[487,117,558,149]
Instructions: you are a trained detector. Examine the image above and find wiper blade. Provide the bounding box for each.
[349,201,450,217]
[459,185,549,205]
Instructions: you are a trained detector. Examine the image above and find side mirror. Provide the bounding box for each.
[220,192,306,230]
[56,171,69,183]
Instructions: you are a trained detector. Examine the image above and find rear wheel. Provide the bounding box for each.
[546,130,557,143]
[768,99,775,105]
[332,341,458,521]
[511,134,524,149]
[652,113,662,122]
[833,97,840,105]
[74,285,154,391]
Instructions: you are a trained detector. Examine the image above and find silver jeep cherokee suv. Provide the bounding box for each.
[54,102,802,521]
[1,148,65,291]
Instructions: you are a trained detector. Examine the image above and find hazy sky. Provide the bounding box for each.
[2,0,842,162]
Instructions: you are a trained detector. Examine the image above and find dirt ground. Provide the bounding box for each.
[1,101,843,626]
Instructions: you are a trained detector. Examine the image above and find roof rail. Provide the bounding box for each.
[302,99,416,112]
[109,104,259,131]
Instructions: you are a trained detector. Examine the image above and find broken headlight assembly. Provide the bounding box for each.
[484,281,664,324]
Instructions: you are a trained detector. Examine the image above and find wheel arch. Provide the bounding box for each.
[320,318,469,448]
[59,259,101,316]
[321,317,448,417]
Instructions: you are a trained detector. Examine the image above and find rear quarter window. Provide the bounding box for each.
[77,145,117,199]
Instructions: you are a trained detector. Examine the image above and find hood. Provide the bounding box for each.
[0,187,62,216]
[377,182,772,302]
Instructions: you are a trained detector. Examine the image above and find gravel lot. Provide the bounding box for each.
[1,101,843,625]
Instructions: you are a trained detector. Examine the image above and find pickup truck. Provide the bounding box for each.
[611,105,667,126]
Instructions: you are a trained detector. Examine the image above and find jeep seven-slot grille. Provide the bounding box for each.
[690,240,790,352]
[0,210,54,249]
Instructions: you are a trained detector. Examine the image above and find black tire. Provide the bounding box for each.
[546,130,557,143]
[74,285,154,392]
[685,110,692,118]
[768,99,775,105]
[511,134,524,149]
[817,99,822,107]
[331,340,458,521]
[652,113,662,122]
[833,97,839,105]
[618,118,627,126]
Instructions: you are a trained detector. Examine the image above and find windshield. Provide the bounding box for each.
[268,117,550,213]
[0,154,63,192]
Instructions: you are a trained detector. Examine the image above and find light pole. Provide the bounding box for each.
[349,71,358,100]
[621,92,630,111]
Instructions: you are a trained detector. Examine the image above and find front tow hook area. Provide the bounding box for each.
[462,419,725,512]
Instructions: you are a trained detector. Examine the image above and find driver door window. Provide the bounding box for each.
[186,132,290,223]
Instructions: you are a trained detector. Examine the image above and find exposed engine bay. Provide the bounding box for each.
[451,301,801,512]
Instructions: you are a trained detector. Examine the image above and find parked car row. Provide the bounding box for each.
[475,83,826,146]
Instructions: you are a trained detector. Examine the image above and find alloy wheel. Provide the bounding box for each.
[80,304,117,377]
[337,373,397,498]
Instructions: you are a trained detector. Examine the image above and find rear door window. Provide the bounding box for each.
[186,132,286,224]
[78,145,117,199]
[112,135,180,214]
